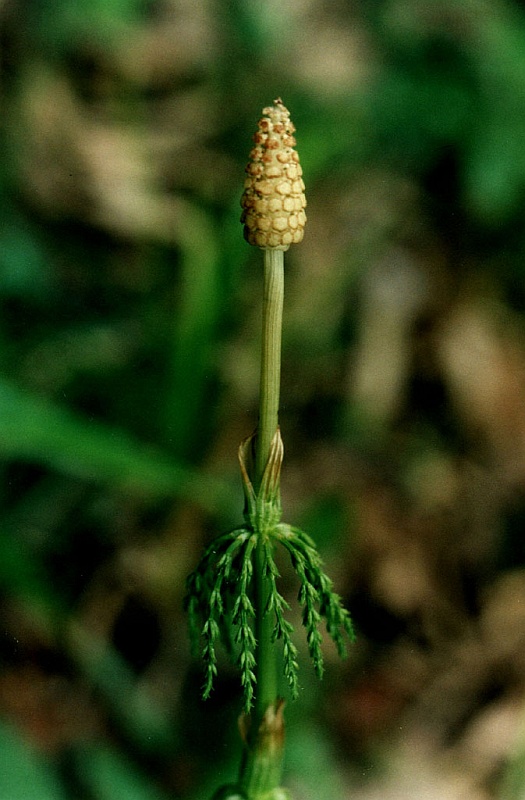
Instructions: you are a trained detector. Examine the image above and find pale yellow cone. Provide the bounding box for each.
[241,99,307,250]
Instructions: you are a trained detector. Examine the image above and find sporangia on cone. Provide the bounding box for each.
[241,99,307,250]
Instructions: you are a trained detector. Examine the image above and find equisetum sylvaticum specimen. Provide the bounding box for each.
[185,99,355,800]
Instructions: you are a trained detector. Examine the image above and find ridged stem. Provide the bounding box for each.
[254,247,283,722]
[241,248,284,798]
[255,248,284,487]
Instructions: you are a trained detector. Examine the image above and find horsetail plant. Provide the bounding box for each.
[185,99,355,800]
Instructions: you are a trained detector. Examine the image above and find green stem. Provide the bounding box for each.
[241,248,285,798]
[254,247,283,717]
[255,248,284,489]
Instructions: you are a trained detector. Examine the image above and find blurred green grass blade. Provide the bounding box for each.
[501,709,525,800]
[74,743,169,800]
[35,0,145,50]
[69,622,178,758]
[501,751,525,800]
[0,719,67,800]
[0,376,236,513]
[286,719,348,800]
[0,204,52,299]
[299,493,352,552]
[463,8,525,222]
[0,522,63,614]
[166,200,222,460]
[298,99,371,181]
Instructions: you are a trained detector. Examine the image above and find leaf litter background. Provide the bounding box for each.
[2,1,525,798]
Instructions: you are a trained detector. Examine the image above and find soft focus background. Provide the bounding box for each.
[3,1,525,798]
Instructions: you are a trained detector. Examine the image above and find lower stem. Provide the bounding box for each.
[240,248,285,798]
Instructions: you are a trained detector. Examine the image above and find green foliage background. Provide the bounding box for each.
[3,1,525,798]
